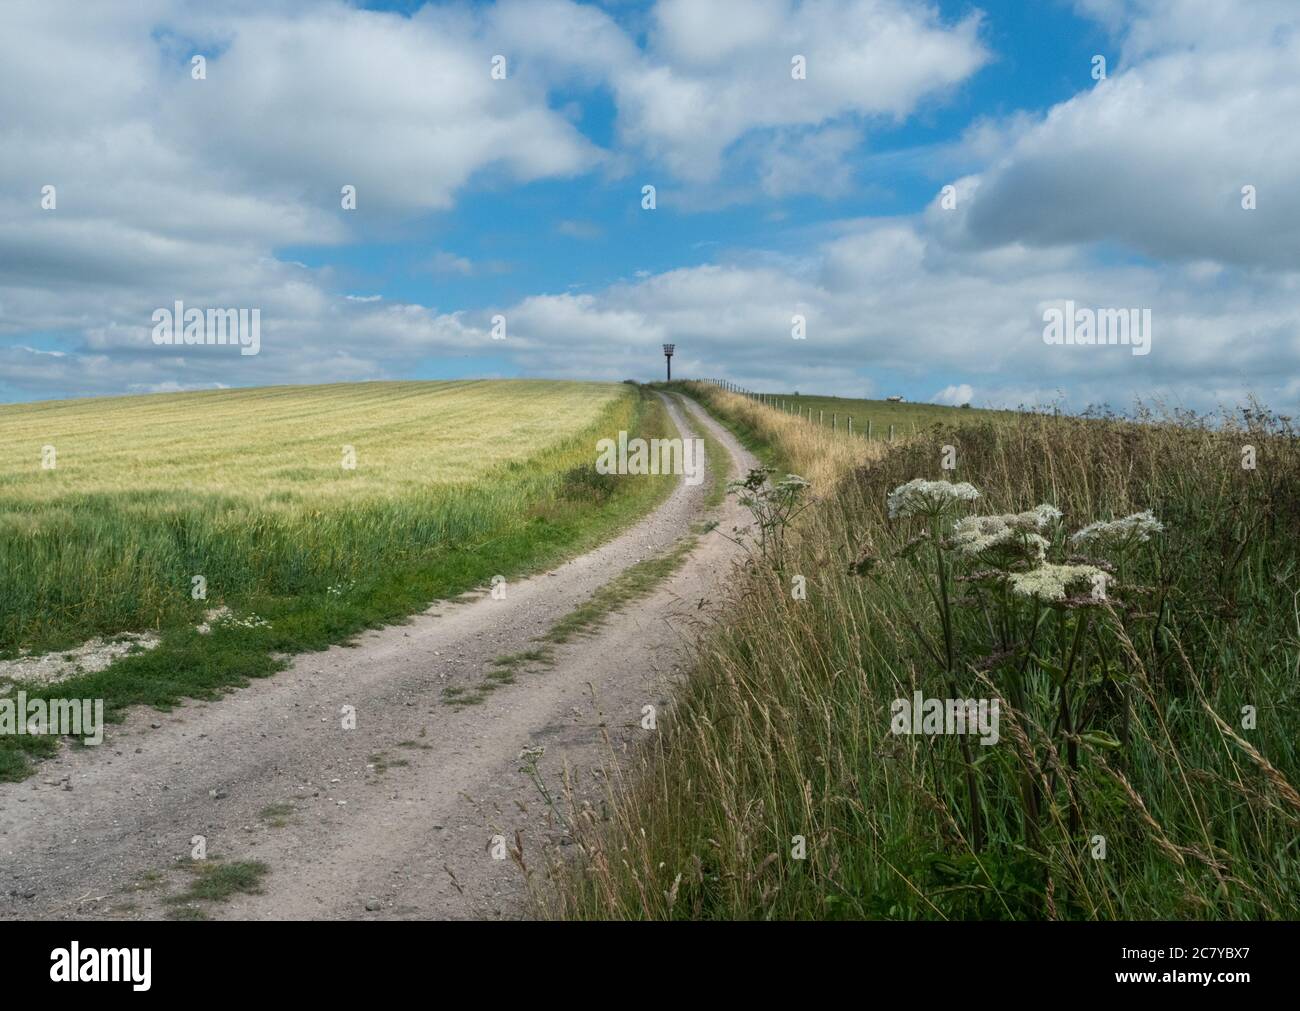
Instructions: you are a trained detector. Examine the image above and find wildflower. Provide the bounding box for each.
[951,505,1060,559]
[1008,563,1105,602]
[1020,504,1063,528]
[1070,510,1164,547]
[886,479,980,519]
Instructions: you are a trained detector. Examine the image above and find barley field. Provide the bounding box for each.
[0,379,659,655]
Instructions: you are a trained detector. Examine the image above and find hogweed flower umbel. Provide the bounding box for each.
[1008,563,1105,602]
[886,479,980,519]
[1070,510,1164,547]
[950,505,1061,560]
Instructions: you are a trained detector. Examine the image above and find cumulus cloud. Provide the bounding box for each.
[172,3,604,214]
[0,0,600,399]
[611,0,989,183]
[483,0,989,193]
[953,2,1300,268]
[0,0,1297,415]
[933,384,973,406]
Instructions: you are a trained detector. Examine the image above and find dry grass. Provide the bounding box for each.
[678,381,885,491]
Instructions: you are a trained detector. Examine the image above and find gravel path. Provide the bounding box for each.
[0,395,756,920]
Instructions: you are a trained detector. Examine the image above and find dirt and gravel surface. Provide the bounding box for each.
[0,395,756,920]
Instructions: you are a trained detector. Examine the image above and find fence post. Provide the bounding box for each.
[889,424,895,442]
[848,417,853,436]
[867,419,872,440]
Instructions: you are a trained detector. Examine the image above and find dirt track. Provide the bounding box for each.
[0,395,755,920]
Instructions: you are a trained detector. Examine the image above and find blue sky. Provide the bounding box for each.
[1,0,1297,412]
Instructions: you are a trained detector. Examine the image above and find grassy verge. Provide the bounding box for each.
[661,382,885,490]
[541,394,1300,920]
[0,385,677,780]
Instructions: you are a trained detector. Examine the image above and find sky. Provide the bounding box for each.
[1,0,1297,412]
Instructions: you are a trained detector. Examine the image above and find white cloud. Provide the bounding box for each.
[555,219,604,240]
[932,383,973,406]
[612,0,989,183]
[484,213,1300,411]
[953,2,1300,268]
[428,253,476,277]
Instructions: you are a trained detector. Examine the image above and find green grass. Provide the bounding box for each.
[257,802,295,827]
[164,859,270,914]
[549,537,699,648]
[0,381,679,780]
[750,390,1004,441]
[368,751,410,773]
[543,397,1300,921]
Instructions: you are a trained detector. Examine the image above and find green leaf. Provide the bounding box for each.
[1081,730,1122,750]
[1032,654,1067,684]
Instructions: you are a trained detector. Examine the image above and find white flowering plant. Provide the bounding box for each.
[723,467,813,563]
[886,478,980,519]
[884,476,1164,850]
[1070,510,1165,549]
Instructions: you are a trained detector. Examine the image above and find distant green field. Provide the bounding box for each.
[760,392,1005,440]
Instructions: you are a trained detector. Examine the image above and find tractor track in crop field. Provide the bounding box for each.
[0,394,756,920]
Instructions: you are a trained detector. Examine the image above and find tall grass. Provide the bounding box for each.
[670,382,884,490]
[541,397,1300,919]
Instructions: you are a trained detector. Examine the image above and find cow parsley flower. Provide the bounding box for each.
[887,479,980,519]
[1070,510,1164,547]
[1008,563,1105,602]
